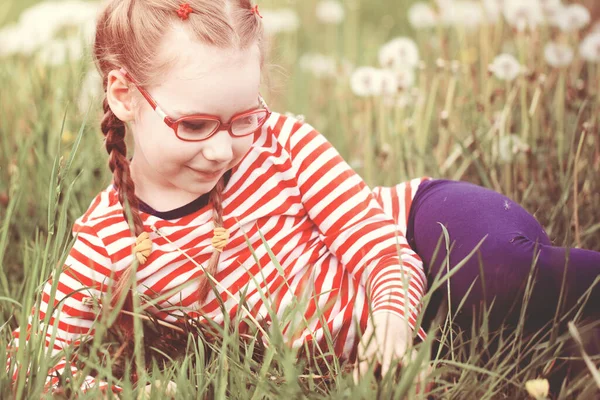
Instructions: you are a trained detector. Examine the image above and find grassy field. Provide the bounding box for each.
[1,0,600,398]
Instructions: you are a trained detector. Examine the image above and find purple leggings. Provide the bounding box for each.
[405,179,600,333]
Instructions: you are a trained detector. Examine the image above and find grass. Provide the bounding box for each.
[1,0,600,398]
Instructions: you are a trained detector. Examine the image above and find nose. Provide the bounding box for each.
[201,128,234,163]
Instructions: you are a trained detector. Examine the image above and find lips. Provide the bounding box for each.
[188,166,223,178]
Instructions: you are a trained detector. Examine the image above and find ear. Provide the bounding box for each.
[106,69,136,122]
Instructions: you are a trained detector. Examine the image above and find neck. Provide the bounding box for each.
[129,155,212,212]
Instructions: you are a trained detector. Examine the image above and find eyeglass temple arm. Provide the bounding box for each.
[119,67,175,127]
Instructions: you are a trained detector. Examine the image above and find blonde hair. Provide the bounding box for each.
[92,0,265,340]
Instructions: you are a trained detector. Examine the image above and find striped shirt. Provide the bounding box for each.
[9,112,432,393]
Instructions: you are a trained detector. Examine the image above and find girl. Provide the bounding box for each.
[8,0,600,396]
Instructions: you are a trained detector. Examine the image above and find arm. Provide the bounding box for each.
[280,116,428,339]
[7,224,122,395]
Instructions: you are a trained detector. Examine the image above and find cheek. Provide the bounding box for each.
[232,136,254,159]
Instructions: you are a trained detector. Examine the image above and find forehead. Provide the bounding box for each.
[151,25,262,115]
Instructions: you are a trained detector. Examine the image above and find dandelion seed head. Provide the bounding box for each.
[315,0,345,25]
[0,0,100,58]
[299,53,337,78]
[395,67,416,90]
[497,134,529,163]
[489,53,523,81]
[555,4,591,32]
[375,69,399,96]
[544,42,574,68]
[378,37,420,70]
[350,66,381,97]
[503,0,544,32]
[441,1,485,30]
[482,0,503,23]
[407,2,439,29]
[580,32,600,62]
[260,8,300,35]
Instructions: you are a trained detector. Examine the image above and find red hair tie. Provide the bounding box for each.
[177,3,194,20]
[251,4,263,18]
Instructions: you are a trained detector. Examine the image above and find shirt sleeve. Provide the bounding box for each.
[6,224,123,395]
[281,117,428,340]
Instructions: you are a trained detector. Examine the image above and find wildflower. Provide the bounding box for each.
[554,4,591,33]
[440,1,485,30]
[376,69,399,96]
[395,67,416,90]
[503,0,544,32]
[315,0,345,25]
[543,42,574,68]
[407,2,439,29]
[350,67,381,97]
[539,0,563,22]
[525,378,550,399]
[299,53,337,78]
[0,0,99,58]
[350,67,398,97]
[482,0,503,23]
[379,37,420,71]
[580,32,600,62]
[260,9,300,35]
[489,54,523,81]
[497,134,530,163]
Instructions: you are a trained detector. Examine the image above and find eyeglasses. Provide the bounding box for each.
[119,67,271,142]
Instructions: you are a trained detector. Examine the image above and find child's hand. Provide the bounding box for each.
[353,311,433,393]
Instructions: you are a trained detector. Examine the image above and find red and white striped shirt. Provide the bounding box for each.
[9,112,432,393]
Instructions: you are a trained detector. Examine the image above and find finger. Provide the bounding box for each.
[353,359,372,385]
[379,349,395,378]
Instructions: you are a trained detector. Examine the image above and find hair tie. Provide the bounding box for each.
[211,227,230,253]
[251,4,263,18]
[133,231,153,264]
[177,3,194,20]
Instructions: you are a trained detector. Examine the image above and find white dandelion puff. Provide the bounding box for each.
[395,67,416,90]
[315,0,345,25]
[378,37,420,71]
[375,69,399,96]
[441,1,485,30]
[497,134,530,163]
[260,9,300,35]
[299,53,337,78]
[482,0,503,23]
[544,42,574,68]
[407,2,439,29]
[0,0,100,58]
[554,4,591,32]
[503,0,544,32]
[350,67,400,97]
[580,32,600,62]
[350,67,381,97]
[489,54,523,81]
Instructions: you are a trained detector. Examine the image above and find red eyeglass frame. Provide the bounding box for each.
[119,67,271,142]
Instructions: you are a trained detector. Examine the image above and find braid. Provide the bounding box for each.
[197,176,227,303]
[100,95,144,342]
[101,96,145,235]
